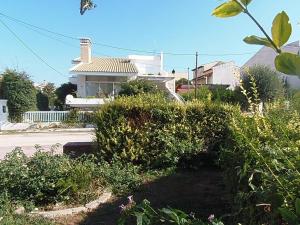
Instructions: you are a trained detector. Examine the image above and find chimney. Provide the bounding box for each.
[80,38,92,63]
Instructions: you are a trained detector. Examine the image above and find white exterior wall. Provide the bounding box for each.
[76,75,86,97]
[129,54,162,75]
[212,62,240,90]
[166,79,176,93]
[0,100,8,124]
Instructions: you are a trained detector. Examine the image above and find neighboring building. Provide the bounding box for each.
[34,81,50,91]
[0,99,8,125]
[172,71,189,81]
[243,41,300,89]
[176,84,193,94]
[67,38,175,107]
[192,61,240,90]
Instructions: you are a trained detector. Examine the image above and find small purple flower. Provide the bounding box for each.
[208,214,215,222]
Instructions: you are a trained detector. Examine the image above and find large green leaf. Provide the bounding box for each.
[275,53,300,76]
[212,1,243,18]
[272,11,292,48]
[241,0,252,6]
[243,35,275,49]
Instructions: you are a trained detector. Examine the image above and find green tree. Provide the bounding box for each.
[2,69,37,122]
[118,80,159,97]
[54,82,77,110]
[175,78,190,89]
[42,83,56,110]
[0,75,3,98]
[36,91,49,111]
[240,65,285,104]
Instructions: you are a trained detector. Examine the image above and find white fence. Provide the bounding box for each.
[22,111,92,123]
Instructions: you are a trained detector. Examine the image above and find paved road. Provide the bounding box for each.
[0,131,94,159]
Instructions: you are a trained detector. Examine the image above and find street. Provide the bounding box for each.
[0,130,94,159]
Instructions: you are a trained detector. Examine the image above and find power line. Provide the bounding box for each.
[0,16,186,69]
[0,11,256,57]
[0,18,67,78]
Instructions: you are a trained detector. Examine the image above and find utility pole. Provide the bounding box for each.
[194,52,198,99]
[187,67,190,92]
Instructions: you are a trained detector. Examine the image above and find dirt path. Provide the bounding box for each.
[57,167,230,225]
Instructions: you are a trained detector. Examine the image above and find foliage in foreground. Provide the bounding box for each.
[213,0,300,76]
[221,106,300,224]
[0,148,101,206]
[0,146,163,209]
[0,194,53,225]
[95,93,236,168]
[118,199,224,225]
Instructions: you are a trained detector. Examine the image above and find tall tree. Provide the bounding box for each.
[42,83,56,110]
[240,65,285,103]
[54,82,77,110]
[36,91,49,111]
[2,69,37,122]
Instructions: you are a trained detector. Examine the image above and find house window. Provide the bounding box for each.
[2,106,6,113]
[86,82,99,97]
[86,82,122,98]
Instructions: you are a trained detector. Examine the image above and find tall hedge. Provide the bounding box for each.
[94,94,236,168]
[2,69,37,122]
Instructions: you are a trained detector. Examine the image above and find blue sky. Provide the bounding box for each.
[0,0,299,85]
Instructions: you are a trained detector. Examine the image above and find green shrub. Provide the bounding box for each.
[221,107,300,224]
[95,94,197,168]
[119,80,160,97]
[185,102,236,152]
[240,65,285,104]
[210,86,238,104]
[94,161,143,195]
[181,86,212,102]
[0,148,102,206]
[94,94,236,168]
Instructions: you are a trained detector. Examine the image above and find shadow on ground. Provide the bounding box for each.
[71,167,231,225]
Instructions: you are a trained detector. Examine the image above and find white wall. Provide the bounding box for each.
[212,62,240,90]
[0,100,8,124]
[76,75,86,97]
[129,54,162,75]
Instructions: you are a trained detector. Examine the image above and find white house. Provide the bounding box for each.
[67,38,175,107]
[192,61,240,90]
[243,41,300,89]
[0,99,8,125]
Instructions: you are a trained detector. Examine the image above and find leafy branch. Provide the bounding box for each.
[212,0,300,76]
[80,0,96,15]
